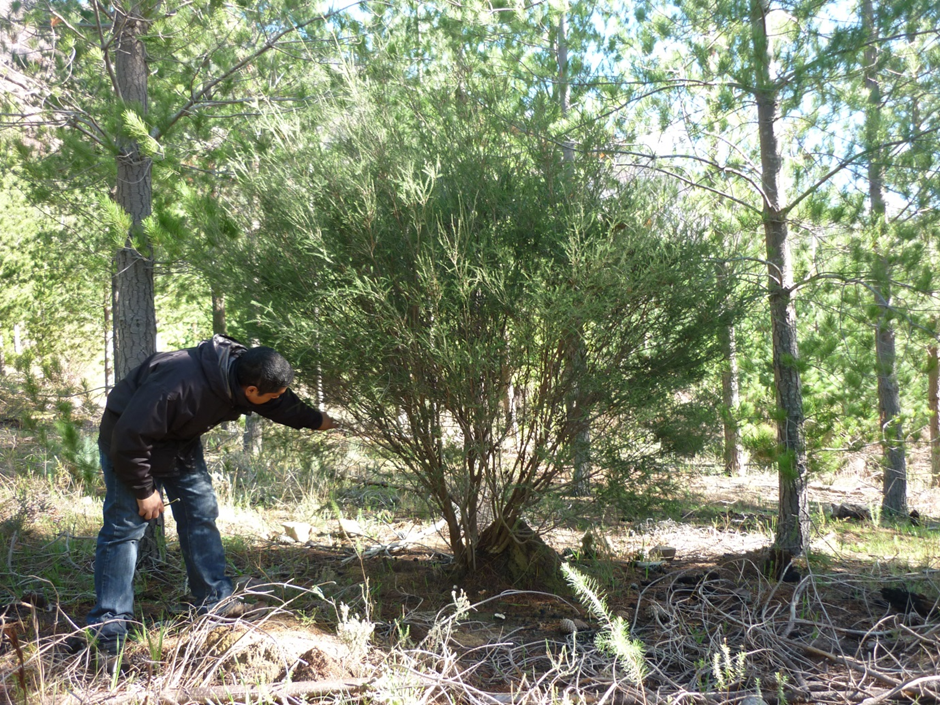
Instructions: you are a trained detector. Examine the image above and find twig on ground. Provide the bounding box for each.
[857,675,940,705]
[41,678,372,705]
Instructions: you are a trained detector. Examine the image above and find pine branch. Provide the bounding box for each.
[153,0,365,141]
[91,0,118,95]
[608,151,762,214]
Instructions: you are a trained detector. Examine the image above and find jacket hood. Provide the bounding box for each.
[198,334,248,401]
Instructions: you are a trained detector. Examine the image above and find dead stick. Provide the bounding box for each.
[47,678,371,705]
[857,676,940,705]
[781,637,903,689]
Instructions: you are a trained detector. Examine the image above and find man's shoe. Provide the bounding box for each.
[97,650,120,676]
[93,638,125,676]
[61,633,88,655]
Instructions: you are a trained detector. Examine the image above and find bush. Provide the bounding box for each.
[214,69,738,576]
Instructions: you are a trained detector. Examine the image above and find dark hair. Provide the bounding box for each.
[235,346,295,394]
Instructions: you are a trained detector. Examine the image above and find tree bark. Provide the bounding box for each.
[751,0,810,554]
[929,343,940,486]
[863,0,906,518]
[872,298,906,512]
[720,320,744,476]
[556,11,575,165]
[110,1,161,564]
[211,289,227,335]
[111,1,157,381]
[243,412,263,456]
[565,328,591,495]
[113,246,156,380]
[103,304,112,392]
[212,291,238,433]
[875,318,905,514]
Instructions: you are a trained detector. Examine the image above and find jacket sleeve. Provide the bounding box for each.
[110,391,180,499]
[252,389,323,430]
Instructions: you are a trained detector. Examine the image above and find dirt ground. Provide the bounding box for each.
[169,465,939,696]
[4,459,940,703]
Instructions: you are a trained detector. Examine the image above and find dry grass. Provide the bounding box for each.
[3,387,940,704]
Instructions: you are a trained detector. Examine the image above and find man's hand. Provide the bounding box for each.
[318,413,337,430]
[137,491,165,521]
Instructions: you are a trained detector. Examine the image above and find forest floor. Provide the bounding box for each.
[2,416,940,704]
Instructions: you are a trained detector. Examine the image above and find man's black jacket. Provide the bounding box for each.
[99,335,322,499]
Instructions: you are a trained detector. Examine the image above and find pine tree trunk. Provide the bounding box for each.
[243,412,263,456]
[720,321,744,476]
[877,320,906,515]
[557,12,575,165]
[752,0,810,554]
[242,330,264,455]
[111,2,161,564]
[112,2,156,381]
[113,245,156,380]
[211,290,227,335]
[929,343,940,486]
[103,305,112,392]
[213,291,238,434]
[863,0,906,518]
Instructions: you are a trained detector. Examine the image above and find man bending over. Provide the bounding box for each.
[87,334,333,657]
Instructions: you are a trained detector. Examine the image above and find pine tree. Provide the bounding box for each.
[1,0,350,376]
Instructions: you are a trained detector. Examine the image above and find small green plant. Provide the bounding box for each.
[869,501,882,526]
[392,621,412,647]
[53,402,99,488]
[426,588,473,649]
[336,602,375,661]
[694,656,710,690]
[141,622,168,673]
[335,581,375,664]
[775,671,790,702]
[561,563,646,684]
[711,640,746,691]
[741,423,778,470]
[546,643,581,678]
[107,642,125,689]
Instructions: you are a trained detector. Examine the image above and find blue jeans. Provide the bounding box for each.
[87,442,232,648]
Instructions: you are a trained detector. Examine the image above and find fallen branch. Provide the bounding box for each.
[857,676,940,705]
[782,636,940,702]
[782,637,903,689]
[342,519,448,562]
[47,678,372,705]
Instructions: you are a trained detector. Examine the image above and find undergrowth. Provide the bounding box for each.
[3,374,940,704]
